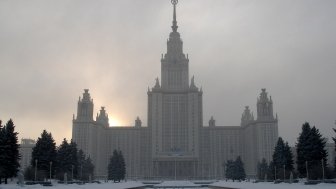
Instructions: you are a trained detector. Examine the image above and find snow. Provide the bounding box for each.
[211,180,336,189]
[155,181,200,187]
[0,181,144,189]
[1,180,335,189]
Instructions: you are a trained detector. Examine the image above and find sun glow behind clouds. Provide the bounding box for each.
[109,118,122,127]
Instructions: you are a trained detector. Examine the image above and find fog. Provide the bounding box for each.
[0,0,335,145]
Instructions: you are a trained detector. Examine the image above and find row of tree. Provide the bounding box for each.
[257,122,334,180]
[226,121,335,181]
[257,137,294,180]
[0,119,125,184]
[24,130,94,181]
[0,120,20,184]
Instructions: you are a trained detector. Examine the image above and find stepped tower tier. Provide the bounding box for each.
[257,88,274,121]
[161,0,189,90]
[147,0,202,178]
[96,106,109,128]
[76,89,94,121]
[241,106,254,126]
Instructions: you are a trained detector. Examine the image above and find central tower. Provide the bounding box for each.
[161,0,189,90]
[147,0,203,178]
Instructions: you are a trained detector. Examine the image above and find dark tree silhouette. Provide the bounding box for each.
[272,137,294,180]
[0,120,20,184]
[108,150,126,182]
[31,130,57,180]
[257,158,268,180]
[225,156,246,181]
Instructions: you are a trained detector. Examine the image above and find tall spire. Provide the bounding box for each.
[171,0,178,32]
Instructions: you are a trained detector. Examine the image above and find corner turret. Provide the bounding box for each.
[241,106,254,126]
[75,89,94,121]
[135,117,142,128]
[209,116,216,127]
[257,88,275,121]
[96,106,109,127]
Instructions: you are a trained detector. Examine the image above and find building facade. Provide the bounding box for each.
[72,1,278,179]
[19,138,36,171]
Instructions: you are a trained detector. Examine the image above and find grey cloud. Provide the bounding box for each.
[0,0,335,145]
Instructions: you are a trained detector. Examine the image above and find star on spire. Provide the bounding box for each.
[171,0,178,32]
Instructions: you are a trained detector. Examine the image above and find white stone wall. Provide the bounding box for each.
[19,139,35,170]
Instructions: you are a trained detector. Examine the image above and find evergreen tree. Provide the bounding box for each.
[307,126,327,179]
[0,120,20,184]
[77,149,94,181]
[55,138,69,180]
[257,158,268,180]
[107,150,126,182]
[0,120,5,184]
[333,126,336,173]
[69,140,78,179]
[296,122,311,177]
[272,137,294,180]
[225,156,246,181]
[118,151,126,181]
[225,160,235,181]
[84,156,94,180]
[267,161,275,180]
[284,142,294,172]
[108,150,119,182]
[296,122,327,179]
[31,130,57,180]
[55,138,78,180]
[234,156,246,181]
[77,149,85,180]
[4,120,20,181]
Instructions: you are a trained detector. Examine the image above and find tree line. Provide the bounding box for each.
[24,130,94,181]
[0,118,127,184]
[1,119,336,183]
[257,122,335,180]
[224,121,336,181]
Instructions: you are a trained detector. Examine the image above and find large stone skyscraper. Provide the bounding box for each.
[147,0,202,178]
[72,1,278,179]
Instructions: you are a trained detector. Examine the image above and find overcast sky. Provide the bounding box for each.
[0,0,335,146]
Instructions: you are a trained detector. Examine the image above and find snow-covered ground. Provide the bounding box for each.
[211,180,336,189]
[0,181,144,189]
[0,180,335,189]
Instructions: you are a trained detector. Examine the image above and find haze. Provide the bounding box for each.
[0,0,335,145]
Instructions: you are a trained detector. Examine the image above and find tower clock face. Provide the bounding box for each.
[171,0,178,5]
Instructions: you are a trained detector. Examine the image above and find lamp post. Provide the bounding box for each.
[283,165,286,181]
[80,164,83,181]
[305,161,309,181]
[49,161,52,181]
[274,166,277,180]
[321,159,325,181]
[35,159,38,181]
[71,165,74,181]
[174,156,177,180]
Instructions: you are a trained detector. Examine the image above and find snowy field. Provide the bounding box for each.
[0,180,336,189]
[212,180,336,189]
[0,181,144,189]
